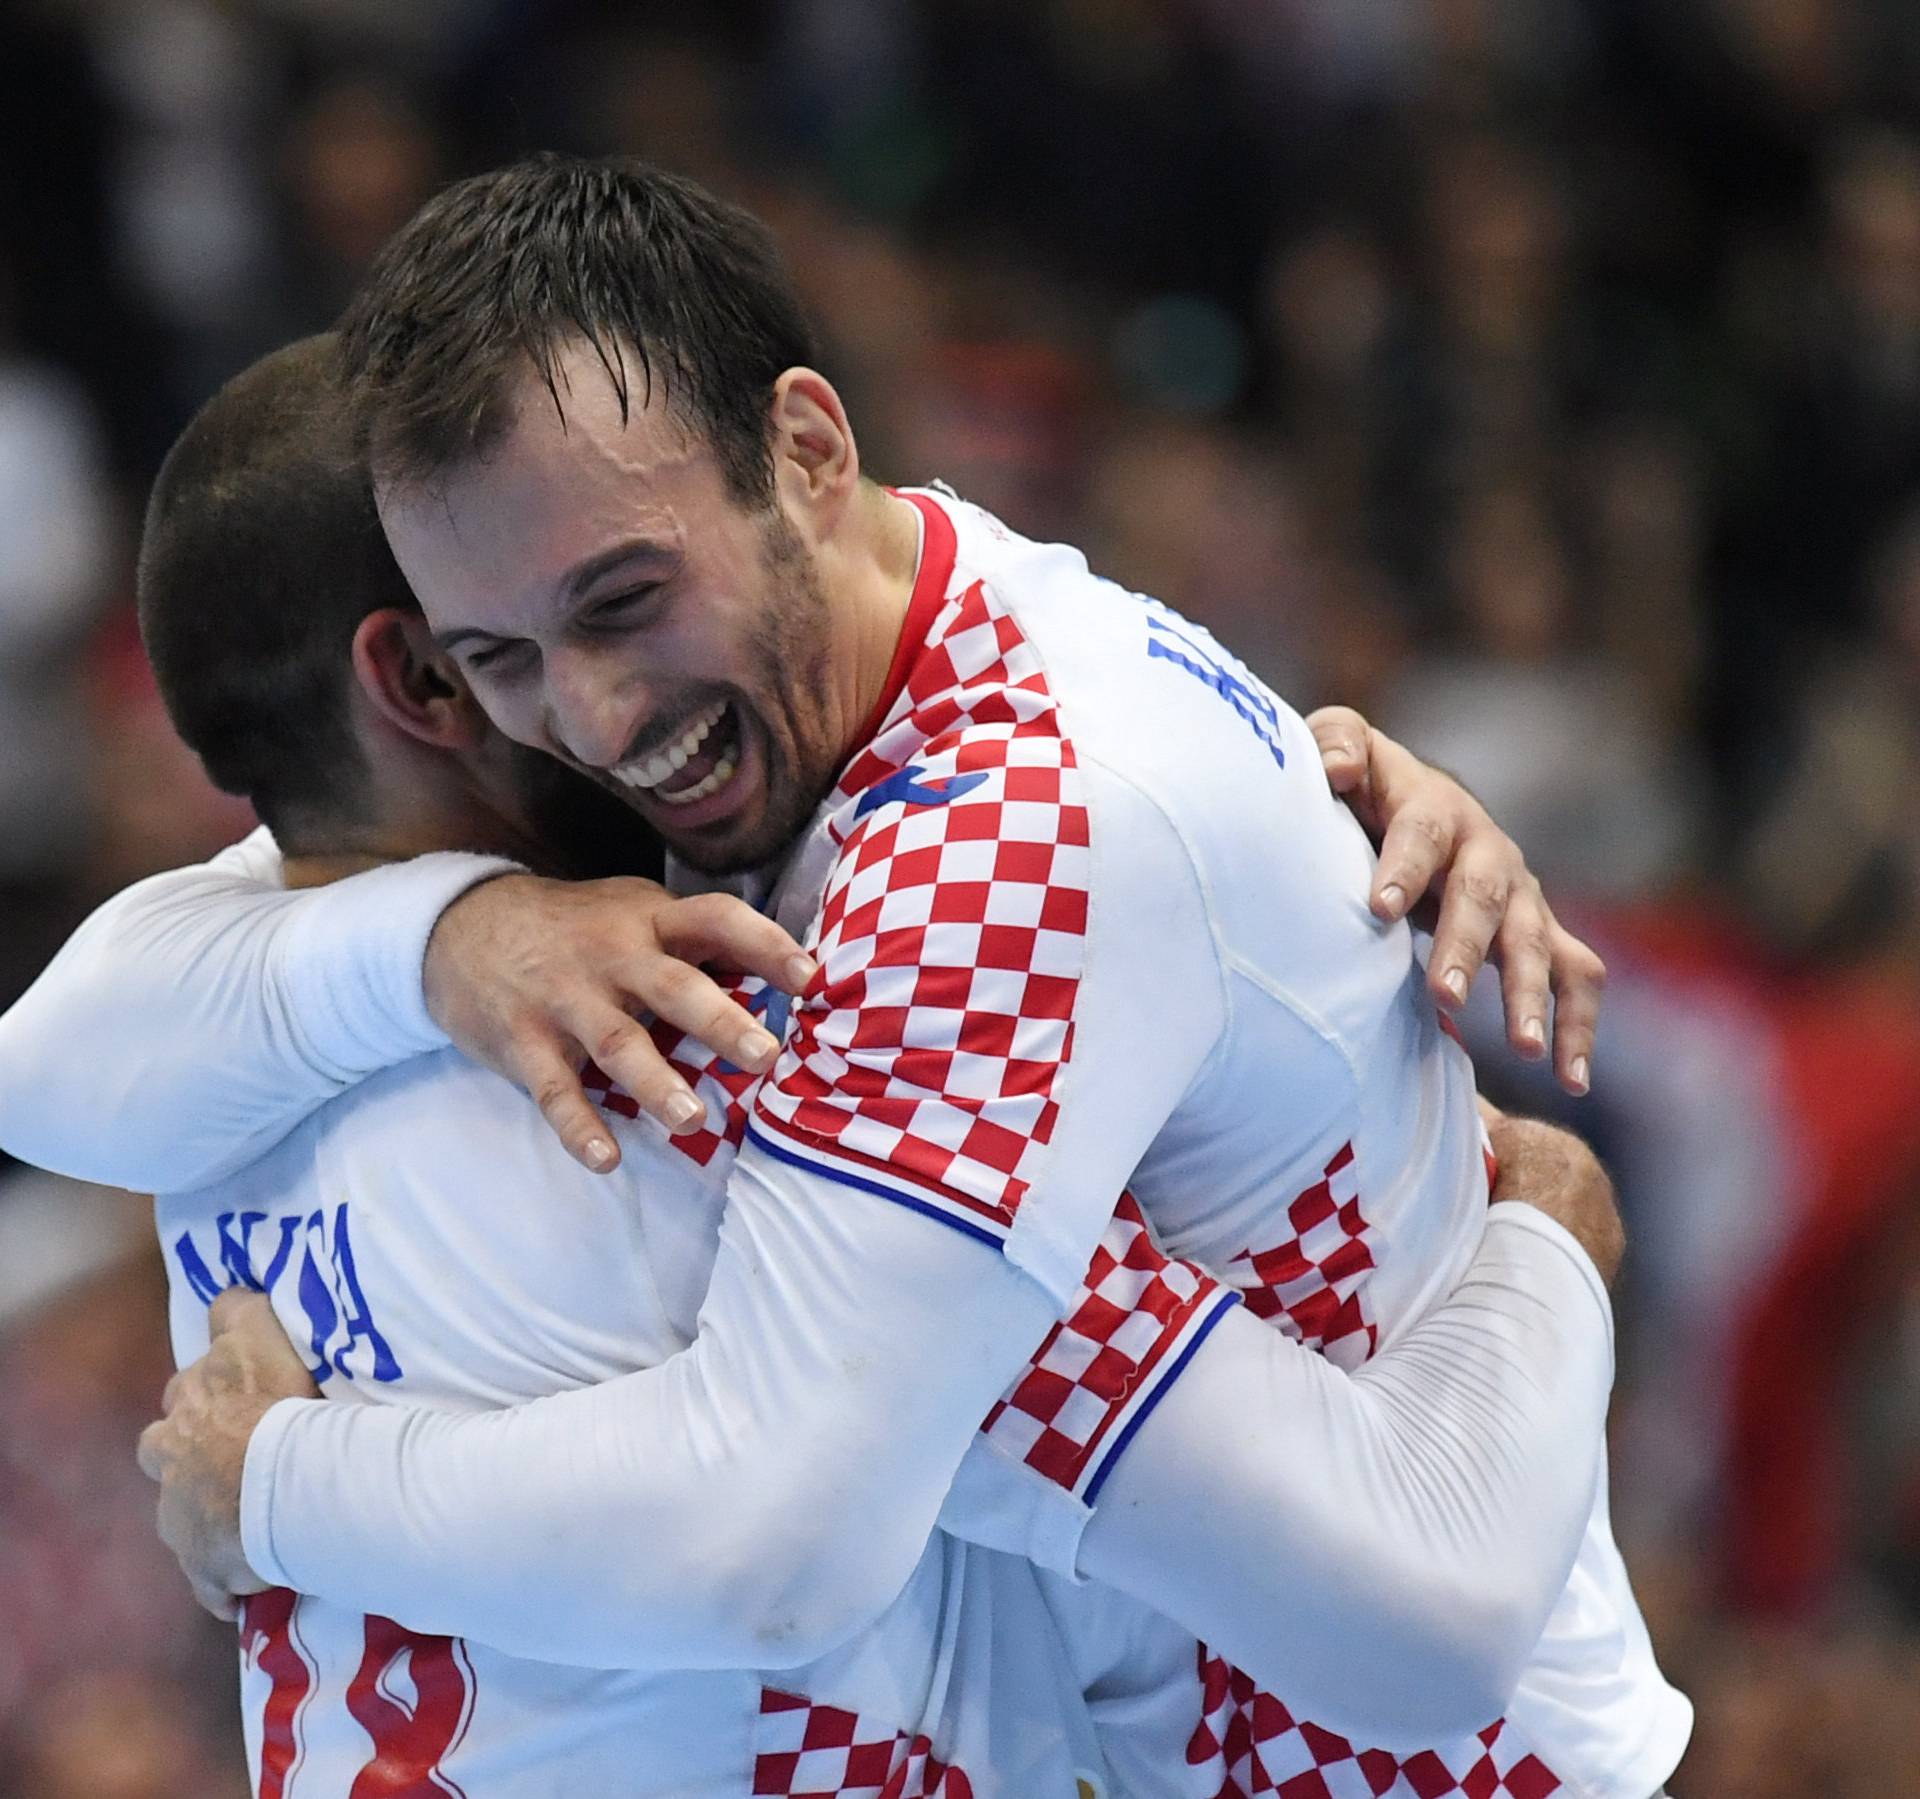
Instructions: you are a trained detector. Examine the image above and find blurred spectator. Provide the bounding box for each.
[1383,476,1699,897]
[0,296,112,1010]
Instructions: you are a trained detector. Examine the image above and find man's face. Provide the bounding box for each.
[378,342,841,873]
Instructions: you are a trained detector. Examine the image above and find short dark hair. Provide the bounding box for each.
[337,154,821,501]
[138,334,414,845]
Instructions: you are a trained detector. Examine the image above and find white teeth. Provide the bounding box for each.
[610,700,726,791]
[654,753,737,807]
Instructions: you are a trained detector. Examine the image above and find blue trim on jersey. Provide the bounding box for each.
[853,765,991,820]
[743,1121,1009,1253]
[1082,1287,1242,1505]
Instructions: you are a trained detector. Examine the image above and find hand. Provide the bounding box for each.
[1482,1106,1625,1289]
[137,1289,318,1620]
[1307,705,1606,1096]
[424,874,820,1171]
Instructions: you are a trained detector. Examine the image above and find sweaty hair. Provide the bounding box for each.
[138,334,414,845]
[336,154,821,501]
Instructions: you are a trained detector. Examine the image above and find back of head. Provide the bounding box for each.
[336,153,820,503]
[139,334,414,846]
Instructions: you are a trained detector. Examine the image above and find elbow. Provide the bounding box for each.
[1355,1566,1544,1751]
[718,1491,926,1671]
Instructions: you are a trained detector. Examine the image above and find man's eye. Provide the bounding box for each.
[587,584,660,627]
[466,641,528,674]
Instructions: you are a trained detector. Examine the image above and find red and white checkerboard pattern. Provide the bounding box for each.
[1220,1143,1379,1371]
[579,974,764,1169]
[753,1688,975,1798]
[1185,1652,1560,1799]
[979,1192,1238,1500]
[754,574,1090,1241]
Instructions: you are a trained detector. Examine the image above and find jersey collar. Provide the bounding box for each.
[851,488,957,754]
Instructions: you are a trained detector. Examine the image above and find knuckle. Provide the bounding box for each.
[1505,921,1553,966]
[644,961,702,1008]
[590,1019,640,1066]
[504,1015,562,1066]
[532,1077,583,1121]
[1460,867,1512,915]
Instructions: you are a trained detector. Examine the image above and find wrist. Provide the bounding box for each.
[421,868,538,1039]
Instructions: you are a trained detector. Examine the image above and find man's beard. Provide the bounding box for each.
[659,507,840,878]
[508,746,667,882]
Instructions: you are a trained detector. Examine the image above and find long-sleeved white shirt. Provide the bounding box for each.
[0,490,1687,1789]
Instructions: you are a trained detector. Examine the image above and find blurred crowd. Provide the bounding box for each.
[2,0,1918,1792]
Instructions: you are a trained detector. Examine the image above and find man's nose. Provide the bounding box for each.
[543,646,645,769]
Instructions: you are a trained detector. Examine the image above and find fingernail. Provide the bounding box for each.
[1379,883,1406,918]
[1519,1016,1545,1052]
[785,954,819,992]
[1569,1056,1590,1095]
[1442,967,1468,1005]
[736,1028,780,1068]
[664,1091,704,1131]
[584,1137,616,1170]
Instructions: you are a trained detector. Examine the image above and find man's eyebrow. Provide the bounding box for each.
[560,538,678,604]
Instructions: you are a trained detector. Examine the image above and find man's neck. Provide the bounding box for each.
[280,815,547,891]
[829,483,926,759]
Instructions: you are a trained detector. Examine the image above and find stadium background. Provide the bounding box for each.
[1,0,1917,1791]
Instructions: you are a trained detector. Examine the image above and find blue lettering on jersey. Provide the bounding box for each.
[1143,610,1286,771]
[719,984,793,1077]
[170,1202,403,1385]
[853,764,990,819]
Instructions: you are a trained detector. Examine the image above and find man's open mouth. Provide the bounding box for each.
[609,699,743,809]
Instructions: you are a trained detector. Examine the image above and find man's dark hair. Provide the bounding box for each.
[337,154,821,502]
[138,334,414,847]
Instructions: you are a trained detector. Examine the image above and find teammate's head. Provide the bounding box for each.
[138,334,661,877]
[338,155,887,875]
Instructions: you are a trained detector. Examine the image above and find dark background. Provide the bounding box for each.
[1,0,1918,1791]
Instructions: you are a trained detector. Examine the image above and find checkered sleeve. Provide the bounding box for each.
[936,1192,1242,1576]
[749,716,1091,1254]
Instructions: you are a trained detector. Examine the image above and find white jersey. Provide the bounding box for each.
[158,1035,1157,1797]
[687,488,1688,1796]
[0,487,1662,1792]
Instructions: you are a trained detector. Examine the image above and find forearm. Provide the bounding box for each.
[0,833,515,1189]
[1078,1203,1611,1747]
[240,1155,1055,1670]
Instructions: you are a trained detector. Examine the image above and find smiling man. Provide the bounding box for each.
[0,158,1679,1794]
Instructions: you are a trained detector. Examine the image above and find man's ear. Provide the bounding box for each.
[770,367,859,540]
[350,609,489,752]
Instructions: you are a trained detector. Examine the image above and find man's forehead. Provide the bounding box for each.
[378,387,704,623]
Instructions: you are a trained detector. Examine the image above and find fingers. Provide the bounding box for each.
[136,1419,168,1482]
[1305,707,1372,797]
[652,892,819,995]
[1488,878,1552,1060]
[1546,928,1606,1096]
[514,1032,628,1173]
[208,1285,269,1338]
[568,1000,712,1139]
[190,1574,241,1623]
[1423,845,1512,1009]
[614,948,782,1076]
[1372,799,1457,927]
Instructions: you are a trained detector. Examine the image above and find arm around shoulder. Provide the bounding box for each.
[0,837,517,1191]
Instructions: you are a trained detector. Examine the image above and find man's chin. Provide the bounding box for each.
[651,810,787,877]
